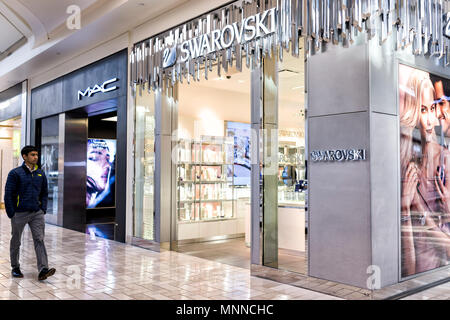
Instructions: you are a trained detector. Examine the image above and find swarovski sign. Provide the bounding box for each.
[163,7,276,69]
[78,78,118,100]
[310,149,367,162]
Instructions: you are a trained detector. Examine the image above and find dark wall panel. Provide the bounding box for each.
[63,114,88,233]
[31,49,127,123]
[31,79,63,119]
[63,50,127,111]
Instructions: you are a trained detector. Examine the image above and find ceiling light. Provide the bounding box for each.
[102,116,117,122]
[292,86,304,90]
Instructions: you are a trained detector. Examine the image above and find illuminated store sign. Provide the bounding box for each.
[161,8,276,69]
[310,149,367,162]
[78,78,118,100]
[176,8,275,66]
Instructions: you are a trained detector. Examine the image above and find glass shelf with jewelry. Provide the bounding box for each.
[176,136,236,223]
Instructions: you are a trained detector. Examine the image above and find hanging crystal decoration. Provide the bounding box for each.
[130,0,450,92]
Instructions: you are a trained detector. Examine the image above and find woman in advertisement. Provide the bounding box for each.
[400,66,450,277]
[86,139,116,208]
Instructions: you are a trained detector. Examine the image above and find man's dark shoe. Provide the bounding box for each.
[38,268,56,281]
[11,268,24,278]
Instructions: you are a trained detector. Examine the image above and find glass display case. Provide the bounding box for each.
[177,136,235,222]
[40,116,60,216]
[278,145,306,205]
[134,88,155,241]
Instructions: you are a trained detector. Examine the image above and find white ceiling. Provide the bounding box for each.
[16,0,97,34]
[0,12,24,53]
[0,0,191,91]
[179,50,305,129]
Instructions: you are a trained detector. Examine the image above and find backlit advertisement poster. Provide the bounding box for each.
[225,121,251,186]
[399,64,450,277]
[86,139,116,208]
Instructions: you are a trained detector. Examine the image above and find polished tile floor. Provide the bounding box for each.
[177,237,307,274]
[0,211,339,300]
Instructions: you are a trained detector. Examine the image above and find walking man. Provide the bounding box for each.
[4,145,56,281]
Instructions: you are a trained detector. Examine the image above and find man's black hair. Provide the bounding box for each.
[21,145,38,157]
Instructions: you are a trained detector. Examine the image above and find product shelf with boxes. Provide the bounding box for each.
[177,136,236,223]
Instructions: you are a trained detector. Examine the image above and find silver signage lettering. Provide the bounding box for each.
[78,78,118,100]
[310,148,367,162]
[177,8,276,65]
[220,25,235,48]
[180,41,190,62]
[211,29,222,52]
[244,16,256,42]
[188,37,203,60]
[256,9,270,37]
[232,21,245,44]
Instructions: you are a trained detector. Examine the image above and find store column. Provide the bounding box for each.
[307,35,373,288]
[154,82,178,250]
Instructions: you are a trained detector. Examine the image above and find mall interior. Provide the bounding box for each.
[134,50,307,274]
[0,0,449,301]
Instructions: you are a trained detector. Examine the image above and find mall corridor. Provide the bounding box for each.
[0,0,449,303]
[0,211,338,300]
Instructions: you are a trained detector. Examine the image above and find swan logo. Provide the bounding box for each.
[445,13,450,39]
[78,78,118,100]
[163,46,177,69]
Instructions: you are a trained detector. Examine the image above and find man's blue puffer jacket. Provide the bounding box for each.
[4,163,48,218]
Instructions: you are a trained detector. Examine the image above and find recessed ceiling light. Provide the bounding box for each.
[292,86,304,90]
[102,116,117,122]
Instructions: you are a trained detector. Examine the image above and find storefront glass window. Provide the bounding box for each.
[0,117,21,206]
[276,50,307,274]
[261,39,307,273]
[41,116,60,216]
[134,86,155,241]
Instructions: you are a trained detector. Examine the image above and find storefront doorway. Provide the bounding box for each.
[174,63,253,269]
[133,43,308,273]
[32,50,128,242]
[274,48,307,275]
[36,98,126,241]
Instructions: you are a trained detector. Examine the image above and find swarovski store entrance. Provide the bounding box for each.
[134,48,307,270]
[31,50,128,242]
[132,1,309,277]
[131,0,450,299]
